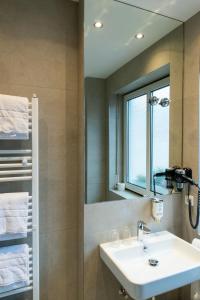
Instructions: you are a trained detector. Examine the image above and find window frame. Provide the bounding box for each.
[123,77,170,196]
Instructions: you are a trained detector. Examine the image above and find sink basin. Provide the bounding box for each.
[100,231,200,300]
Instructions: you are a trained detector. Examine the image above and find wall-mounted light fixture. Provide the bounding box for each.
[149,96,159,106]
[159,97,171,107]
[149,96,171,107]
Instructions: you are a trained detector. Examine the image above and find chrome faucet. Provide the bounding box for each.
[137,220,151,242]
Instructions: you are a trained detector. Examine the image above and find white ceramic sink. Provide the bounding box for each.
[100,231,200,300]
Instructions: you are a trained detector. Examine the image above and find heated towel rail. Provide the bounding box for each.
[0,95,39,300]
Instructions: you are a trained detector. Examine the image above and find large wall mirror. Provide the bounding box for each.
[84,0,183,204]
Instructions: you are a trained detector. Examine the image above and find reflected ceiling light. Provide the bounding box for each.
[94,21,103,29]
[135,33,144,39]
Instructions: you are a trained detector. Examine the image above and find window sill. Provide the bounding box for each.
[110,188,143,200]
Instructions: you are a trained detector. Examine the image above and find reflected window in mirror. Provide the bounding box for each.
[124,77,170,196]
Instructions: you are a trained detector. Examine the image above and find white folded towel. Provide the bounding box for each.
[0,193,29,240]
[0,94,29,140]
[6,217,28,234]
[0,244,29,289]
[0,219,6,235]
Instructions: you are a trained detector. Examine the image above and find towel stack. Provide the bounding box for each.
[0,95,31,293]
[0,244,29,293]
[0,94,29,140]
[0,193,29,241]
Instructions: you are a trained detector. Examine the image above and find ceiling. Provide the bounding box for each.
[119,0,200,22]
[84,0,200,79]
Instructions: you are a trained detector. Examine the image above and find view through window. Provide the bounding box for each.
[124,78,170,195]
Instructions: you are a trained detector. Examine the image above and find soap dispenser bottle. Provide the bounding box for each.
[152,197,164,222]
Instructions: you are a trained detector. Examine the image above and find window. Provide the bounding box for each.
[126,94,147,189]
[124,78,170,196]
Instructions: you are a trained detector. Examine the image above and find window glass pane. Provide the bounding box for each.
[127,94,147,189]
[151,85,170,194]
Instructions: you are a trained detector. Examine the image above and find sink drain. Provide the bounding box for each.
[148,258,159,267]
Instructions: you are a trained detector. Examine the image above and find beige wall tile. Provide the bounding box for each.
[0,0,78,90]
[0,1,79,300]
[40,228,78,300]
[182,11,200,300]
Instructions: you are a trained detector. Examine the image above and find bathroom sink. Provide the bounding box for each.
[100,231,200,300]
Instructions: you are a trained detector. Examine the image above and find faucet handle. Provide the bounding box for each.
[137,220,146,229]
[137,220,151,233]
[143,225,151,234]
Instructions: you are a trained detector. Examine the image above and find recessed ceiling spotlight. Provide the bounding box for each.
[94,21,103,29]
[135,33,144,39]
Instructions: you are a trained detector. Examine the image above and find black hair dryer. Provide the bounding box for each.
[154,167,200,229]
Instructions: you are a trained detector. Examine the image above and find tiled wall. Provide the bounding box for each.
[85,78,107,204]
[182,11,200,300]
[0,1,79,299]
[183,11,200,241]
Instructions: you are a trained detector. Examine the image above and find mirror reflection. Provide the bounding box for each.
[84,0,183,204]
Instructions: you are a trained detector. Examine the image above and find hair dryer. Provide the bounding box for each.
[154,167,200,229]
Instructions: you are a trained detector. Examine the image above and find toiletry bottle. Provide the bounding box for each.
[152,198,164,222]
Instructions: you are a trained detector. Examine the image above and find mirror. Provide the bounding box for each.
[84,0,183,204]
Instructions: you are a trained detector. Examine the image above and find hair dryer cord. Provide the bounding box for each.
[188,189,200,229]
